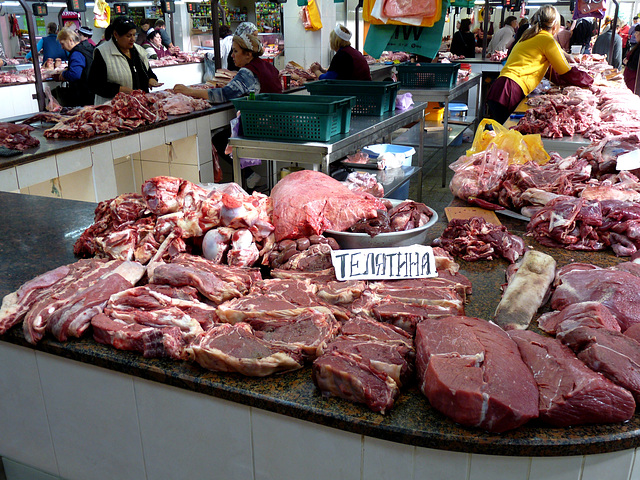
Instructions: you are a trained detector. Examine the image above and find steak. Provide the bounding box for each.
[186,323,304,376]
[415,316,539,433]
[339,315,413,348]
[509,330,635,427]
[537,301,621,335]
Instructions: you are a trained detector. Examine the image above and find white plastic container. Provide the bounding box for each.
[361,144,416,167]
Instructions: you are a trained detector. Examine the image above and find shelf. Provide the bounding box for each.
[394,122,468,149]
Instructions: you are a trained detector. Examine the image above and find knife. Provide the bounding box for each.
[495,209,531,222]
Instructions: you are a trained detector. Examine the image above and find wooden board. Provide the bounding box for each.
[444,206,502,226]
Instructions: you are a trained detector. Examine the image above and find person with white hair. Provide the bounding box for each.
[174,31,281,103]
[310,24,371,80]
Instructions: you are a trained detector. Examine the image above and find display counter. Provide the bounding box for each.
[0,61,205,119]
[0,101,235,203]
[1,192,640,480]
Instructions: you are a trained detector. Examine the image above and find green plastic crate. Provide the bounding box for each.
[232,93,355,142]
[304,80,400,116]
[396,62,460,89]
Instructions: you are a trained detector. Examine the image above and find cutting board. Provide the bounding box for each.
[444,206,502,226]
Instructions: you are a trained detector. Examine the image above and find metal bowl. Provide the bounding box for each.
[324,200,438,249]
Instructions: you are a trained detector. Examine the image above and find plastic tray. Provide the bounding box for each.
[232,93,355,142]
[305,80,400,116]
[396,62,460,89]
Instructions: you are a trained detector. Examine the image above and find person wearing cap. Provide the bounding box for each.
[154,19,173,49]
[175,31,281,103]
[78,26,96,47]
[624,24,640,93]
[26,22,69,62]
[227,22,258,71]
[53,27,94,106]
[310,24,371,81]
[88,16,163,105]
[142,30,176,59]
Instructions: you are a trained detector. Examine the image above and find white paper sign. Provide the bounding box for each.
[331,245,437,281]
[616,150,640,171]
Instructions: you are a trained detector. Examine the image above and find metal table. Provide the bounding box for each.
[397,73,482,186]
[229,102,427,198]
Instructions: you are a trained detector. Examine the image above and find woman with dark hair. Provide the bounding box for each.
[141,30,173,59]
[624,25,640,93]
[174,32,281,103]
[450,18,476,58]
[485,5,593,124]
[88,16,163,104]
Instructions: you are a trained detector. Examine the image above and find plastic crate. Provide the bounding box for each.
[231,93,356,142]
[396,62,460,89]
[304,80,400,116]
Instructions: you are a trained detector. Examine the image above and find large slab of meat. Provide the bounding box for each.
[537,301,621,335]
[269,170,385,241]
[186,323,304,376]
[415,315,539,433]
[509,329,635,427]
[0,122,40,150]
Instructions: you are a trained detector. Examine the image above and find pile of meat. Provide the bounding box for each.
[378,51,411,63]
[150,90,210,115]
[0,122,40,151]
[279,61,317,88]
[347,200,433,236]
[148,51,203,68]
[74,176,274,268]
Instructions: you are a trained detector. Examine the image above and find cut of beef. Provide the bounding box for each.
[148,253,261,304]
[270,170,385,241]
[557,325,640,402]
[537,301,621,335]
[509,330,635,427]
[91,313,185,360]
[312,350,399,414]
[339,316,413,348]
[315,280,367,305]
[551,267,640,331]
[415,316,539,433]
[186,323,304,376]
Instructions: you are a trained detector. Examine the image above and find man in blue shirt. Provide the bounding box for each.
[26,22,69,62]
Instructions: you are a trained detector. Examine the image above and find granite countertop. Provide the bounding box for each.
[0,191,638,457]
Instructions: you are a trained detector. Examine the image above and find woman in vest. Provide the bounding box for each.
[55,27,95,106]
[174,32,281,103]
[141,30,173,59]
[88,16,163,105]
[310,24,371,81]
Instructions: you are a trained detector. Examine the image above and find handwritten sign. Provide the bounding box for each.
[331,245,437,281]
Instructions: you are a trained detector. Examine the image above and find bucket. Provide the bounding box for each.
[362,144,416,167]
[449,103,468,119]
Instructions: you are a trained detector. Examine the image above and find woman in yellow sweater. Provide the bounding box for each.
[486,5,593,124]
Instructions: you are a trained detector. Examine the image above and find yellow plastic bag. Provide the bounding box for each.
[467,119,550,165]
[94,0,110,29]
[304,0,322,31]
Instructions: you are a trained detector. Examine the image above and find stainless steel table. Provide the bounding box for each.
[398,73,482,186]
[229,102,427,198]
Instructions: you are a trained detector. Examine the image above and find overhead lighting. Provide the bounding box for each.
[128,1,154,6]
[0,2,21,6]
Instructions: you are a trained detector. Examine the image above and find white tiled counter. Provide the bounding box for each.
[0,106,235,203]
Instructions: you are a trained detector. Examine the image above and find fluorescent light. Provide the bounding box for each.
[129,1,154,6]
[0,2,20,6]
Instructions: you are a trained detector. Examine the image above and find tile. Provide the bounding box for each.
[139,128,166,151]
[58,167,96,202]
[529,456,583,480]
[91,143,118,202]
[135,378,253,480]
[16,157,57,189]
[132,158,143,192]
[197,133,213,167]
[56,146,92,177]
[186,118,198,136]
[285,47,306,68]
[114,158,137,195]
[169,135,198,165]
[141,159,171,180]
[168,163,200,183]
[0,167,19,191]
[199,160,215,184]
[23,179,61,199]
[111,134,141,159]
[469,453,531,480]
[582,450,635,480]
[631,450,640,480]
[209,110,234,131]
[252,408,361,480]
[139,144,169,163]
[414,446,470,480]
[2,458,61,480]
[195,116,211,138]
[363,436,414,480]
[0,343,58,475]
[36,352,146,480]
[164,122,189,143]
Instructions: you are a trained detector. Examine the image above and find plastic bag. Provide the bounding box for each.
[467,118,550,165]
[304,0,322,31]
[395,92,414,110]
[94,0,110,29]
[227,116,262,169]
[203,52,216,83]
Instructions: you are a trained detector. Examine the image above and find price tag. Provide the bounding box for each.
[331,245,437,281]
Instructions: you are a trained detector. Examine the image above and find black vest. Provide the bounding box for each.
[68,40,95,106]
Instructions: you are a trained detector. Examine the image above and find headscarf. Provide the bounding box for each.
[233,32,263,55]
[235,22,258,37]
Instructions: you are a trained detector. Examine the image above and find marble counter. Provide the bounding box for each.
[0,191,638,462]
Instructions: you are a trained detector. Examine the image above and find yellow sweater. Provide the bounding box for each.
[500,30,570,96]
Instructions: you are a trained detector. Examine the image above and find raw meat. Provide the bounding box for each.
[449,145,509,205]
[415,316,539,433]
[537,301,621,335]
[312,351,399,414]
[269,170,385,241]
[186,323,304,376]
[0,122,40,150]
[383,0,436,18]
[339,315,413,347]
[558,324,640,402]
[493,250,556,331]
[509,329,635,427]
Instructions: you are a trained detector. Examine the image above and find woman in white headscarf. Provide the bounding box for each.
[174,32,281,103]
[310,24,371,80]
